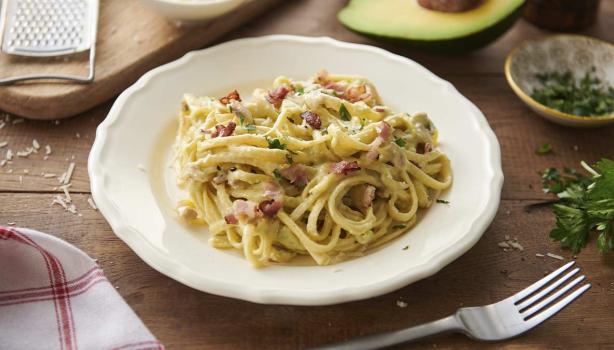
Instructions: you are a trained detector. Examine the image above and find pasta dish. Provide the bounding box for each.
[173,71,452,267]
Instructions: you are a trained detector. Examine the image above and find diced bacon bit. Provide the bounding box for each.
[300,111,322,130]
[224,214,238,224]
[362,185,376,208]
[266,86,291,108]
[377,121,392,141]
[258,199,283,218]
[232,200,258,221]
[374,106,387,113]
[367,121,392,161]
[211,122,236,138]
[344,84,370,103]
[314,69,329,85]
[416,142,432,154]
[331,160,360,175]
[219,90,241,105]
[325,82,346,96]
[279,164,310,186]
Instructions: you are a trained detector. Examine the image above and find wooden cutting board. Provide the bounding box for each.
[0,0,281,120]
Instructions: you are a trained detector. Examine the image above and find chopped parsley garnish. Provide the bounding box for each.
[402,245,409,251]
[359,118,367,130]
[531,67,614,117]
[392,224,406,229]
[273,168,283,181]
[245,124,256,132]
[394,137,406,147]
[230,105,246,125]
[436,199,450,204]
[540,159,614,253]
[295,86,304,95]
[536,143,552,155]
[285,153,293,164]
[339,104,351,121]
[266,137,287,150]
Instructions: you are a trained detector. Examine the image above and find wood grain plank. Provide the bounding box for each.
[1,77,612,200]
[0,0,281,120]
[1,194,612,349]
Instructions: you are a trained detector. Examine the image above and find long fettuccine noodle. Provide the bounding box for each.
[174,71,452,267]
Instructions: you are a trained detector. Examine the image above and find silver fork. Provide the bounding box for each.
[313,261,590,350]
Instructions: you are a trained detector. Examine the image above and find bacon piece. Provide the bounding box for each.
[362,185,376,208]
[232,200,258,221]
[315,69,329,85]
[366,121,392,161]
[416,142,432,154]
[280,164,310,186]
[374,106,387,113]
[300,111,322,130]
[211,122,236,138]
[331,160,360,175]
[266,86,291,108]
[325,82,346,96]
[224,214,238,224]
[344,84,371,103]
[219,90,241,105]
[258,199,283,218]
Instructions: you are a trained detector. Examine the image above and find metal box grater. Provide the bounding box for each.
[0,0,99,84]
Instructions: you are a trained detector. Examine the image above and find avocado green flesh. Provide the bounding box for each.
[338,0,525,50]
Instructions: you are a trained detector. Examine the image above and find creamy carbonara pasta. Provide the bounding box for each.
[174,71,452,267]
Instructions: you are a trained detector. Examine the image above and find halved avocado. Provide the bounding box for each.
[338,0,525,52]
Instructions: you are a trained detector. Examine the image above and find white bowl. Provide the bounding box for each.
[89,35,503,305]
[140,0,247,23]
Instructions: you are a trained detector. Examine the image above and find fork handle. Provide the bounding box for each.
[311,315,463,350]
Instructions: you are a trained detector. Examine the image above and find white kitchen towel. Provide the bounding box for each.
[0,226,164,350]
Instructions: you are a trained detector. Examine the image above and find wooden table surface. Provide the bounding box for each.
[1,1,613,349]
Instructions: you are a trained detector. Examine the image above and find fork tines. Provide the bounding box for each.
[513,261,591,322]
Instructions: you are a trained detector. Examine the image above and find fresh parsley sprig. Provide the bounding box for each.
[540,159,614,253]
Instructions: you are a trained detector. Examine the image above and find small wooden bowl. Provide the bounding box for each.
[505,34,614,128]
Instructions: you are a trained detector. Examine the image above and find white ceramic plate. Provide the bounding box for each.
[89,35,503,305]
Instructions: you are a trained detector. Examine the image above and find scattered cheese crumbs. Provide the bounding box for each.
[508,241,524,251]
[535,253,545,257]
[43,156,49,160]
[573,145,579,151]
[498,237,524,252]
[546,253,564,261]
[45,145,52,155]
[0,160,6,167]
[76,133,80,138]
[6,168,13,173]
[60,185,72,203]
[54,120,60,125]
[32,139,40,149]
[87,197,98,210]
[19,175,23,183]
[23,169,29,174]
[396,300,408,308]
[12,118,24,125]
[43,173,56,178]
[137,164,146,172]
[0,122,5,130]
[0,141,7,148]
[6,149,13,160]
[63,162,75,185]
[7,222,15,226]
[16,150,31,157]
[497,242,510,248]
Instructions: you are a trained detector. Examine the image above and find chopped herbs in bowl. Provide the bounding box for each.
[505,35,614,127]
[531,67,614,118]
